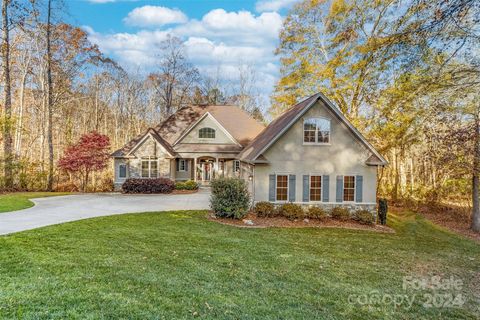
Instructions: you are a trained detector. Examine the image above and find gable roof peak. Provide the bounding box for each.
[238,92,388,166]
[110,127,176,158]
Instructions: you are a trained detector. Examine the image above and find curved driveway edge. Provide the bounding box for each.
[0,190,210,236]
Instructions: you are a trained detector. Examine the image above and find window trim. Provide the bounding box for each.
[309,175,322,202]
[118,164,127,179]
[178,159,187,172]
[198,127,216,139]
[141,157,158,178]
[303,117,331,145]
[234,160,241,173]
[275,173,289,202]
[343,175,356,202]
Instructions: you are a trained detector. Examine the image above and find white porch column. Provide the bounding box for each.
[215,157,219,179]
[193,157,197,182]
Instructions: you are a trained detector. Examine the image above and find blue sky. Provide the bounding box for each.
[66,0,299,105]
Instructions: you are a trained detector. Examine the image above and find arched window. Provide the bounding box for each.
[199,127,215,139]
[303,118,330,144]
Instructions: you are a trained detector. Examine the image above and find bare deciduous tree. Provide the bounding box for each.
[149,36,200,117]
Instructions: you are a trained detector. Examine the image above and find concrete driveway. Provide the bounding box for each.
[0,190,211,235]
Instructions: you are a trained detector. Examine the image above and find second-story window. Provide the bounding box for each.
[304,118,331,144]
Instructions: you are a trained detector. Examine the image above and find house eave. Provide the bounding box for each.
[366,161,389,166]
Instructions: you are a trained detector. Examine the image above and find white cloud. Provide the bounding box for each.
[123,6,188,27]
[183,37,273,65]
[174,9,282,45]
[255,0,298,12]
[86,27,170,65]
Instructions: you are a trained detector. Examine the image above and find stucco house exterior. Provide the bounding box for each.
[111,92,387,213]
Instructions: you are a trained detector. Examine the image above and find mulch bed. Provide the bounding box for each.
[208,212,395,233]
[171,189,199,195]
[120,189,199,195]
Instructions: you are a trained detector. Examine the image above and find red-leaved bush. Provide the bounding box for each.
[58,132,110,192]
[121,178,175,194]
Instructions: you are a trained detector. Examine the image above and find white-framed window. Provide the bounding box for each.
[178,159,187,172]
[234,160,240,173]
[310,175,322,201]
[303,117,331,144]
[199,127,215,139]
[141,157,158,178]
[276,174,289,201]
[343,175,355,202]
[119,164,127,178]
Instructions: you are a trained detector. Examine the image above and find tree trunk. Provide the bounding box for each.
[15,69,28,156]
[472,110,480,233]
[2,0,13,188]
[83,170,89,193]
[392,148,399,202]
[46,0,54,191]
[409,157,414,193]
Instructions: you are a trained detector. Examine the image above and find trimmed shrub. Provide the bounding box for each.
[378,198,388,225]
[306,206,327,220]
[176,180,199,190]
[331,206,350,221]
[254,201,275,217]
[210,177,250,219]
[354,210,375,225]
[122,178,175,194]
[279,203,304,220]
[175,181,186,190]
[184,180,199,190]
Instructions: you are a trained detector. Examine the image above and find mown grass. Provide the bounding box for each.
[0,209,478,319]
[0,192,71,213]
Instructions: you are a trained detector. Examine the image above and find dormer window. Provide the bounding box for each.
[199,127,215,139]
[304,118,330,144]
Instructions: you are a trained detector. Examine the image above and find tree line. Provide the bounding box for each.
[0,0,264,192]
[272,0,479,231]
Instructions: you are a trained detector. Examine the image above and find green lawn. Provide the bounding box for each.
[0,192,71,213]
[0,210,478,319]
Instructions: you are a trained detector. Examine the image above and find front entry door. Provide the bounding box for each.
[203,163,212,181]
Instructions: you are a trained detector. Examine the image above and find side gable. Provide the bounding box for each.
[111,128,176,158]
[238,93,388,166]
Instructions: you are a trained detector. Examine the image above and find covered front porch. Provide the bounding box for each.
[170,155,241,185]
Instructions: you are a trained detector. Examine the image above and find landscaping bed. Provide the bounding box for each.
[121,178,199,194]
[208,212,394,233]
[171,189,199,195]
